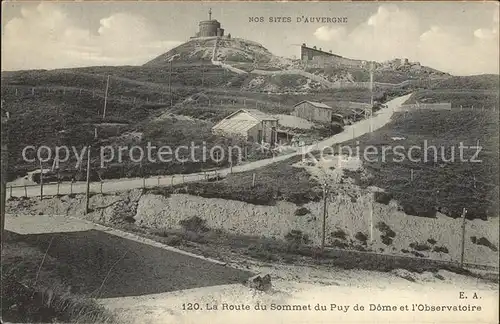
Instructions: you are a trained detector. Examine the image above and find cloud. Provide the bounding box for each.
[1,3,182,70]
[312,4,499,75]
[313,26,346,42]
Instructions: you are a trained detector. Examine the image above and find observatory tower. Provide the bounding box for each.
[193,9,225,37]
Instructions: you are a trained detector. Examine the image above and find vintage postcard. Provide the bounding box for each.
[1,1,499,323]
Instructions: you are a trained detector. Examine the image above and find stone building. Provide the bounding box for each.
[212,109,278,145]
[193,9,225,38]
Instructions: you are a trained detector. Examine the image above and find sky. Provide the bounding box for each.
[1,1,499,75]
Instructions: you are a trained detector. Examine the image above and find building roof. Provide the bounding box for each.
[212,118,259,134]
[224,109,277,121]
[294,100,333,109]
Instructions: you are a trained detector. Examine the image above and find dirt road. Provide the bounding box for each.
[7,94,411,197]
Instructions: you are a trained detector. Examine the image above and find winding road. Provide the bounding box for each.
[7,94,411,197]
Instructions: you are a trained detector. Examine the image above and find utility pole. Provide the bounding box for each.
[321,183,328,251]
[369,199,374,243]
[1,111,9,249]
[369,62,374,132]
[85,145,91,214]
[169,60,173,107]
[102,75,110,119]
[459,208,467,268]
[39,159,44,200]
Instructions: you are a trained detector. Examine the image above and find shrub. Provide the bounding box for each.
[353,244,367,252]
[375,222,396,238]
[179,216,209,233]
[376,222,396,245]
[374,191,392,205]
[123,216,135,223]
[410,242,431,251]
[411,250,425,258]
[294,207,310,216]
[163,235,183,246]
[401,249,410,253]
[354,232,368,244]
[331,239,348,249]
[246,243,279,262]
[427,238,437,245]
[285,230,311,246]
[476,237,498,252]
[381,235,393,246]
[432,246,449,253]
[470,236,477,244]
[331,229,347,240]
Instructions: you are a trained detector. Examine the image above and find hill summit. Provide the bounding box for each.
[144,37,277,66]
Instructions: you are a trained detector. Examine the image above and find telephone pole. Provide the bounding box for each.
[1,112,9,249]
[169,60,173,107]
[369,62,374,132]
[321,183,328,251]
[85,145,92,214]
[102,75,110,119]
[459,208,467,268]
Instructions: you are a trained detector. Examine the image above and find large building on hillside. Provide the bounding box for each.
[300,43,367,68]
[212,109,278,144]
[192,9,225,38]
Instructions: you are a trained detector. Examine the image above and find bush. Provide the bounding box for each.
[354,232,368,244]
[353,244,367,252]
[381,235,393,246]
[331,239,348,249]
[331,229,347,240]
[2,279,115,323]
[411,251,425,258]
[409,242,431,251]
[376,222,396,245]
[374,191,392,205]
[432,246,449,253]
[427,238,437,245]
[285,230,311,245]
[179,216,209,233]
[476,237,498,252]
[285,230,311,252]
[294,207,310,216]
[246,243,279,262]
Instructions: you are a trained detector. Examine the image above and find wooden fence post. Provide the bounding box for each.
[143,178,146,189]
[24,184,27,197]
[100,181,103,193]
[157,177,160,186]
[252,173,256,187]
[9,186,12,199]
[171,176,174,186]
[57,182,60,196]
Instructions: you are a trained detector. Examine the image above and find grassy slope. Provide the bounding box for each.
[341,109,499,219]
[2,64,384,181]
[343,75,499,219]
[2,232,115,323]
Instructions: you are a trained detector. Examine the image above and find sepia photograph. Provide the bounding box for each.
[1,1,499,323]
